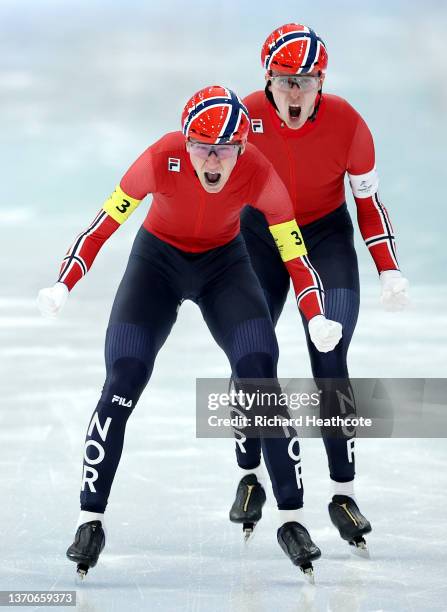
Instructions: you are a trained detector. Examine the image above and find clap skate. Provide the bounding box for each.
[328,495,372,557]
[229,474,266,541]
[277,521,321,584]
[66,520,105,579]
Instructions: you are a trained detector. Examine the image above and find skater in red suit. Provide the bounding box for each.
[37,85,341,580]
[229,23,410,556]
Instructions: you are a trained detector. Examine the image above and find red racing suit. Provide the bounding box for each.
[57,132,325,320]
[243,91,400,273]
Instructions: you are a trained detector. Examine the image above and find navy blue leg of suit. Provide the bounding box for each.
[240,203,360,483]
[199,268,304,510]
[80,229,304,513]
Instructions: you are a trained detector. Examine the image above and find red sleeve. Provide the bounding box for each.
[57,210,120,291]
[346,114,375,175]
[284,256,325,321]
[250,163,325,321]
[58,146,158,291]
[347,116,400,273]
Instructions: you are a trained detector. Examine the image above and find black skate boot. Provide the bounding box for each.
[328,495,372,557]
[229,474,266,541]
[66,520,105,579]
[277,522,321,584]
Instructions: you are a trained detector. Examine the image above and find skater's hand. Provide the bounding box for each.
[380,270,410,312]
[308,315,342,353]
[37,282,69,318]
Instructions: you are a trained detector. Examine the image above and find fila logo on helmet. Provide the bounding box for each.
[112,395,133,408]
[251,119,264,134]
[168,157,181,172]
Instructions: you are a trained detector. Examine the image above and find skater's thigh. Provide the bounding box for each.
[108,252,180,355]
[303,207,360,294]
[241,208,290,326]
[300,233,360,378]
[198,254,277,364]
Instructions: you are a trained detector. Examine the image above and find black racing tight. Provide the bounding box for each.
[239,203,360,483]
[80,228,305,513]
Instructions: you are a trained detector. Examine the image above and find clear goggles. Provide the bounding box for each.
[270,75,320,92]
[187,141,241,160]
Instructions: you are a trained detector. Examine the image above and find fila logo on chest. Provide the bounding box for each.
[168,157,181,172]
[251,119,264,133]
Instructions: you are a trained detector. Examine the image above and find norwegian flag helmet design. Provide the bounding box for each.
[182,85,250,145]
[261,23,328,76]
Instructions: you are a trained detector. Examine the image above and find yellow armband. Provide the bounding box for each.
[102,185,141,224]
[268,219,307,261]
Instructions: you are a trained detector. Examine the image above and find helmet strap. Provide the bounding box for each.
[307,70,324,123]
[264,79,280,112]
[307,87,323,123]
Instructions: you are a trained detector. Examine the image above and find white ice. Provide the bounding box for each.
[2,0,447,608]
[1,228,447,612]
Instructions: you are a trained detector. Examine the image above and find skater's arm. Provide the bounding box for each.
[251,165,325,321]
[58,146,158,291]
[36,207,123,318]
[347,115,400,274]
[37,147,158,318]
[347,115,409,310]
[249,163,341,351]
[56,208,122,291]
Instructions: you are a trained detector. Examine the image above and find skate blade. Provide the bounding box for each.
[243,528,256,543]
[243,522,256,543]
[75,564,89,583]
[300,565,315,585]
[349,538,370,559]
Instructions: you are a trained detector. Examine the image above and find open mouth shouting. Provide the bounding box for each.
[289,105,302,121]
[204,172,221,186]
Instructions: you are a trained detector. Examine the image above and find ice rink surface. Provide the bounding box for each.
[2,1,447,608]
[1,225,447,612]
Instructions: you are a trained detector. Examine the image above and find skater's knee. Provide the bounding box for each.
[105,322,155,371]
[324,288,359,344]
[228,318,278,376]
[312,352,349,379]
[103,322,156,404]
[308,288,359,379]
[103,357,150,405]
[234,352,276,379]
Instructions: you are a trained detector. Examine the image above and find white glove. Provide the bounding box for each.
[308,315,343,353]
[37,282,69,318]
[380,270,410,312]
